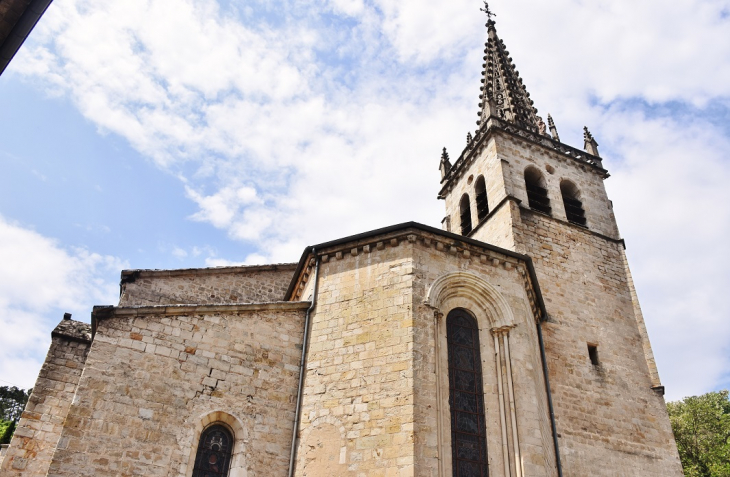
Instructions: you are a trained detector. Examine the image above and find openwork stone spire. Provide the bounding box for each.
[477,4,540,132]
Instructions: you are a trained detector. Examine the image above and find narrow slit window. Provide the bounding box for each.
[588,344,599,367]
[193,424,233,477]
[524,167,551,215]
[475,176,489,223]
[447,309,488,476]
[561,181,587,227]
[460,194,473,236]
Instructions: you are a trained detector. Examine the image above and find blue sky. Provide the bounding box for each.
[0,0,729,401]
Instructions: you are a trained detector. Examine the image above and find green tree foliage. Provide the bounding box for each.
[667,390,730,477]
[0,386,31,424]
[0,419,16,445]
[0,386,31,445]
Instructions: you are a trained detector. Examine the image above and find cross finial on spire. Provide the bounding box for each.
[480,1,496,20]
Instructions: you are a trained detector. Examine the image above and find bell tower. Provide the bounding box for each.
[437,5,683,476]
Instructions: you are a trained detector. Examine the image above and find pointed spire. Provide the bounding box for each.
[583,127,600,157]
[439,147,452,180]
[476,4,540,131]
[547,114,560,142]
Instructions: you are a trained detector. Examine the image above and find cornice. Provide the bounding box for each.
[438,118,609,199]
[284,222,548,323]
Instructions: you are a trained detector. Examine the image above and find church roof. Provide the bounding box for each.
[284,221,548,321]
[0,0,54,75]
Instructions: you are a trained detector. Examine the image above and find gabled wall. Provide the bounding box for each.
[292,227,557,476]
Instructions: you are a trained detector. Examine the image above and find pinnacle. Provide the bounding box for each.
[548,114,560,142]
[583,126,600,157]
[441,147,450,162]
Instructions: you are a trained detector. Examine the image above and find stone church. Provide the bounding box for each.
[1,10,682,477]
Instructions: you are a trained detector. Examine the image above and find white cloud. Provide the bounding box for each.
[9,0,730,398]
[602,109,730,399]
[0,216,126,389]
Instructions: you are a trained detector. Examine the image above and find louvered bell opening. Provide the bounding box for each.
[461,209,473,236]
[460,195,473,236]
[563,196,586,226]
[526,183,551,214]
[476,192,489,222]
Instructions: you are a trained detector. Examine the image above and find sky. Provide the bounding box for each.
[0,0,728,402]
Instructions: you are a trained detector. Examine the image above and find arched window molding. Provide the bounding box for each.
[475,176,489,223]
[460,194,473,236]
[524,167,551,215]
[295,415,347,475]
[185,411,247,477]
[426,271,516,329]
[426,272,523,477]
[560,180,587,227]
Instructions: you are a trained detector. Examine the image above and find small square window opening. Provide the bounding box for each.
[588,344,599,367]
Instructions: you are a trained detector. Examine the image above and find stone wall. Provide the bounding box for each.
[494,132,620,240]
[1,319,92,476]
[467,131,681,475]
[512,209,682,476]
[411,239,557,477]
[46,302,308,477]
[119,263,297,307]
[442,130,620,243]
[293,227,557,476]
[441,137,507,237]
[295,241,417,476]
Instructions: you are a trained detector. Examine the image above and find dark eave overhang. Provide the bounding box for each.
[438,117,609,199]
[0,0,54,76]
[284,221,548,321]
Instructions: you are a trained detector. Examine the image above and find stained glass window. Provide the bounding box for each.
[193,424,233,477]
[447,309,488,477]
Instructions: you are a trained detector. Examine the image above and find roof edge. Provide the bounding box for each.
[284,221,548,321]
[121,262,297,281]
[0,0,54,75]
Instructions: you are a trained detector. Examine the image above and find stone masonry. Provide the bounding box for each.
[1,319,91,476]
[3,10,682,477]
[289,226,556,477]
[440,126,682,475]
[119,264,297,307]
[46,302,307,477]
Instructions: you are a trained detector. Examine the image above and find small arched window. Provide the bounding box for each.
[447,309,488,476]
[460,194,473,236]
[560,181,586,226]
[474,176,489,222]
[524,167,551,215]
[193,424,233,477]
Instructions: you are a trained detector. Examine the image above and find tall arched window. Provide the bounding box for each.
[460,194,473,236]
[560,180,586,226]
[193,424,233,477]
[475,176,489,223]
[524,167,551,215]
[447,308,488,476]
